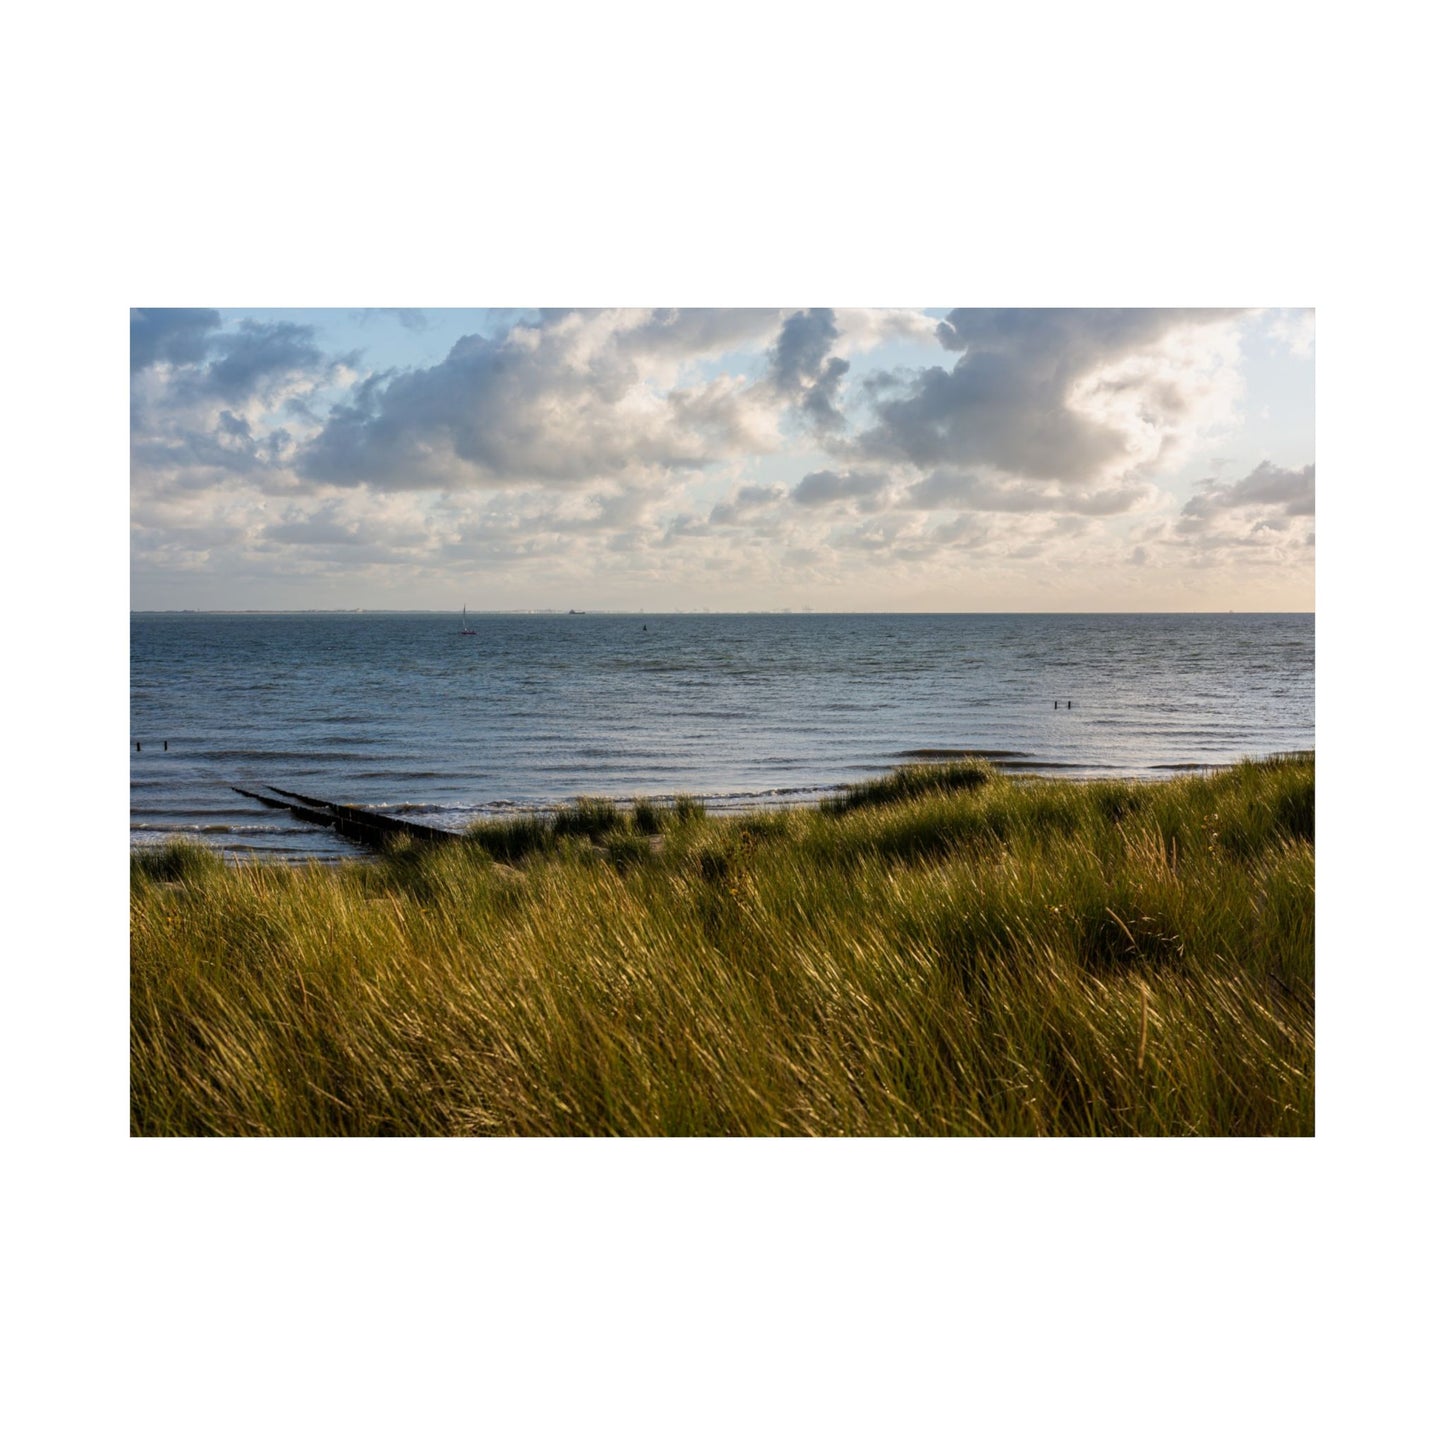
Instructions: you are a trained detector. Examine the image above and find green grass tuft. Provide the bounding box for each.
[551,797,623,840]
[631,797,665,835]
[131,839,227,885]
[465,814,552,862]
[671,794,706,826]
[821,757,995,815]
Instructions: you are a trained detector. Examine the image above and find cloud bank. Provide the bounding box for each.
[131,307,1312,609]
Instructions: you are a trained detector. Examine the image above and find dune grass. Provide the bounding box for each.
[131,755,1313,1136]
[820,756,995,814]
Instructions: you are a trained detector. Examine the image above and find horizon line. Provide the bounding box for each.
[129,607,1316,616]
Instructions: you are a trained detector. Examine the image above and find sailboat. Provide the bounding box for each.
[458,606,477,636]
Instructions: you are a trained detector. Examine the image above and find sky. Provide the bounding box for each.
[130,306,1314,612]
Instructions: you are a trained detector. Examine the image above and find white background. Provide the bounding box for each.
[5,1,1436,1440]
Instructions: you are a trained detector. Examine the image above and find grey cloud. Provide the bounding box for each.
[769,309,851,432]
[791,469,889,508]
[131,309,221,372]
[904,470,981,508]
[1225,460,1315,515]
[802,356,850,431]
[187,319,332,406]
[857,308,1245,484]
[1182,462,1315,520]
[859,351,1118,480]
[769,309,840,392]
[709,483,786,526]
[932,308,1230,356]
[283,395,324,425]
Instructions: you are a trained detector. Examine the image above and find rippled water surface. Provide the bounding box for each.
[131,612,1315,860]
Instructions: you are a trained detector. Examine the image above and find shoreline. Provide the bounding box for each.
[131,750,1315,864]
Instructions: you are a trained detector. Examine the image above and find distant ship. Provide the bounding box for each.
[459,606,477,636]
[569,609,586,615]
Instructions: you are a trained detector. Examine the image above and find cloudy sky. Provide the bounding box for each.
[131,307,1313,611]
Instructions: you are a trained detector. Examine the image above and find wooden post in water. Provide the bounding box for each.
[233,785,461,851]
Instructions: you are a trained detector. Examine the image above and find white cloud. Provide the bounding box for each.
[300,310,788,491]
[832,307,940,355]
[1266,308,1315,358]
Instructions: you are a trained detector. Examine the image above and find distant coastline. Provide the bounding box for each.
[130,608,1317,616]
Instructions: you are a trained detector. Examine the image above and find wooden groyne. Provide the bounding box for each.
[232,786,460,851]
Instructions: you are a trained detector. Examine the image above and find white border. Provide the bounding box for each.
[14,2,1435,1439]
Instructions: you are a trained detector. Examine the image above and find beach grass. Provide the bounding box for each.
[131,754,1314,1136]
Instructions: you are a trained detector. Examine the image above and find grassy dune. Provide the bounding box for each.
[131,755,1314,1136]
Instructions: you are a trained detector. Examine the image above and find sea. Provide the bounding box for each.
[130,612,1315,862]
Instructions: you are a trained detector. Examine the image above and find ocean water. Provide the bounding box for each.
[130,612,1315,861]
